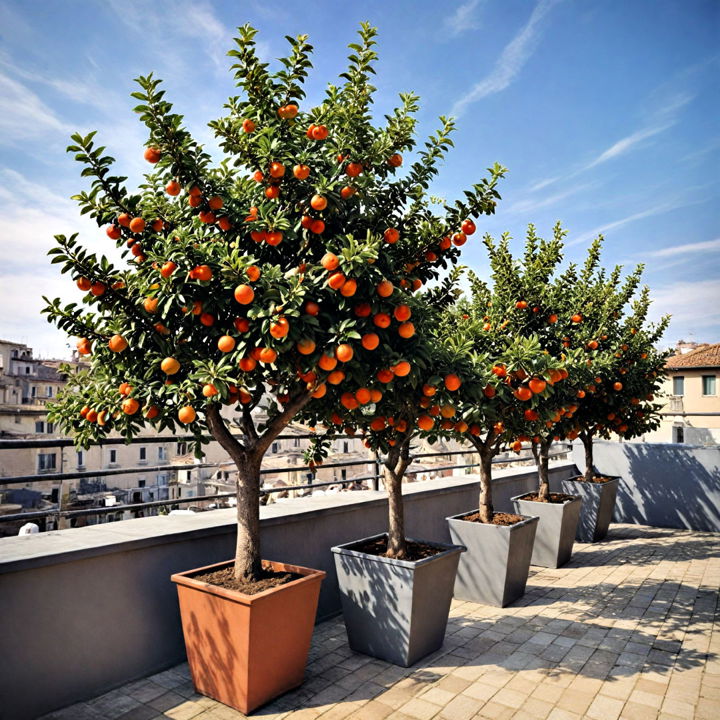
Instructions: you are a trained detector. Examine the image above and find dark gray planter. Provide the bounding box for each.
[331,533,465,667]
[446,511,539,607]
[559,476,620,542]
[511,493,582,568]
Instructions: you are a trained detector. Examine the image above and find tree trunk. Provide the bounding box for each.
[478,449,494,523]
[580,431,595,481]
[536,438,551,501]
[384,437,411,559]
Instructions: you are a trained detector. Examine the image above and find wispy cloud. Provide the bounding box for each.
[506,182,595,215]
[648,238,720,258]
[567,196,705,247]
[450,0,562,117]
[649,279,720,335]
[444,1,485,36]
[0,70,73,143]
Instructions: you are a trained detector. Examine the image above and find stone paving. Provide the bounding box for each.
[42,524,719,720]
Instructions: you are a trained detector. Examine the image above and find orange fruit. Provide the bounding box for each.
[311,124,328,140]
[361,333,380,350]
[422,384,436,397]
[340,186,356,199]
[108,335,128,353]
[327,370,345,385]
[452,232,466,246]
[265,185,280,199]
[242,118,256,133]
[514,386,532,401]
[178,406,196,424]
[76,277,92,291]
[377,280,394,297]
[310,194,327,211]
[336,344,354,363]
[321,253,339,271]
[90,282,106,297]
[144,405,160,420]
[269,161,285,178]
[340,278,357,297]
[121,397,139,415]
[200,313,215,327]
[118,213,131,227]
[318,353,338,371]
[388,153,403,167]
[384,228,399,244]
[234,284,255,305]
[129,217,145,234]
[218,335,236,353]
[143,297,158,313]
[270,317,290,338]
[516,300,528,310]
[393,304,411,321]
[461,219,476,235]
[144,147,161,163]
[528,377,547,394]
[297,338,316,355]
[613,382,623,391]
[373,313,391,328]
[377,369,394,383]
[572,314,583,323]
[161,357,180,375]
[354,302,372,317]
[418,415,434,431]
[440,405,456,418]
[310,219,325,234]
[208,196,223,210]
[293,164,310,180]
[238,357,257,372]
[346,162,363,177]
[393,361,411,377]
[106,225,121,239]
[444,374,461,391]
[398,322,415,338]
[328,272,346,290]
[160,261,177,278]
[355,388,371,405]
[340,392,359,410]
[370,389,382,403]
[259,348,277,364]
[202,383,219,397]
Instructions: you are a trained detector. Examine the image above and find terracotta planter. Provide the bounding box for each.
[560,476,620,542]
[332,533,464,667]
[171,559,325,714]
[447,511,539,607]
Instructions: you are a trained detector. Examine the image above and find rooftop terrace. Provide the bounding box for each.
[40,524,719,720]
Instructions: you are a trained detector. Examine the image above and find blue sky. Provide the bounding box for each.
[0,0,717,358]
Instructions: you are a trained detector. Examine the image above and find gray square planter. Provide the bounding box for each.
[331,533,465,667]
[559,476,620,542]
[447,511,539,607]
[511,493,582,568]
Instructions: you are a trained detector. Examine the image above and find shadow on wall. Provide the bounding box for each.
[574,441,720,532]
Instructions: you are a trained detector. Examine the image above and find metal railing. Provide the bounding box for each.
[0,433,572,527]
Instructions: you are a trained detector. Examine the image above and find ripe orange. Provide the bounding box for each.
[217,216,231,231]
[572,313,583,323]
[393,361,411,377]
[393,304,411,321]
[259,347,277,364]
[198,210,216,224]
[613,382,623,391]
[377,279,394,298]
[122,398,139,415]
[143,297,158,313]
[218,335,236,353]
[90,282,106,297]
[346,162,363,177]
[452,232,467,246]
[370,389,382,403]
[377,369,394,383]
[311,383,327,399]
[234,284,255,305]
[297,338,316,355]
[239,357,257,372]
[188,194,202,208]
[444,374,461,391]
[310,219,325,234]
[516,300,528,310]
[151,219,164,232]
[200,313,215,327]
[340,186,356,199]
[318,353,337,371]
[528,377,547,394]
[524,409,539,421]
[587,340,599,350]
[340,392,359,410]
[483,385,496,398]
[384,228,399,244]
[129,217,145,234]
[76,277,92,291]
[208,196,223,211]
[270,317,290,338]
[160,261,177,278]
[339,278,356,297]
[293,164,310,180]
[118,213,131,227]
[76,338,92,355]
[242,118,256,133]
[266,230,283,245]
[161,357,180,375]
[355,388,371,405]
[328,272,346,290]
[118,382,132,396]
[361,333,380,350]
[178,406,196,424]
[514,386,532,401]
[336,344,354,363]
[354,302,372,317]
[548,314,558,324]
[144,147,161,163]
[327,370,345,384]
[461,219,476,235]
[265,185,280,199]
[321,253,339,271]
[106,225,121,240]
[202,383,219,397]
[304,301,320,316]
[311,124,329,140]
[398,322,415,338]
[422,384,436,397]
[418,415,434,431]
[269,162,285,179]
[439,236,451,250]
[252,170,264,182]
[373,313,391,328]
[388,153,403,167]
[310,194,327,211]
[108,335,128,353]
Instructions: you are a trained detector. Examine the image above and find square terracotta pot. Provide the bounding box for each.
[171,559,325,714]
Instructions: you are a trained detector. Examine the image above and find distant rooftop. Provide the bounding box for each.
[666,342,720,369]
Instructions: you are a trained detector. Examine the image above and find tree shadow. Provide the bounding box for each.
[591,441,720,531]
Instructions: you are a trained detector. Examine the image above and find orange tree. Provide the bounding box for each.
[298,270,476,558]
[43,25,504,581]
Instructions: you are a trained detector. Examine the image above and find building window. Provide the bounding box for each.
[343,441,349,454]
[158,446,166,461]
[702,375,716,396]
[109,449,117,464]
[673,426,684,443]
[47,386,53,397]
[673,376,684,396]
[294,437,300,448]
[139,447,147,461]
[46,422,54,434]
[77,451,84,467]
[272,442,279,454]
[14,415,20,424]
[25,367,30,374]
[38,453,57,472]
[138,479,146,488]
[31,386,36,397]
[177,442,187,455]
[35,421,45,433]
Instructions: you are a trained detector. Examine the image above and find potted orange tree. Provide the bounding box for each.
[559,278,669,540]
[301,273,475,666]
[44,24,504,710]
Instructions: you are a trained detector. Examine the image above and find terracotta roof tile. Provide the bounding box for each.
[666,343,720,369]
